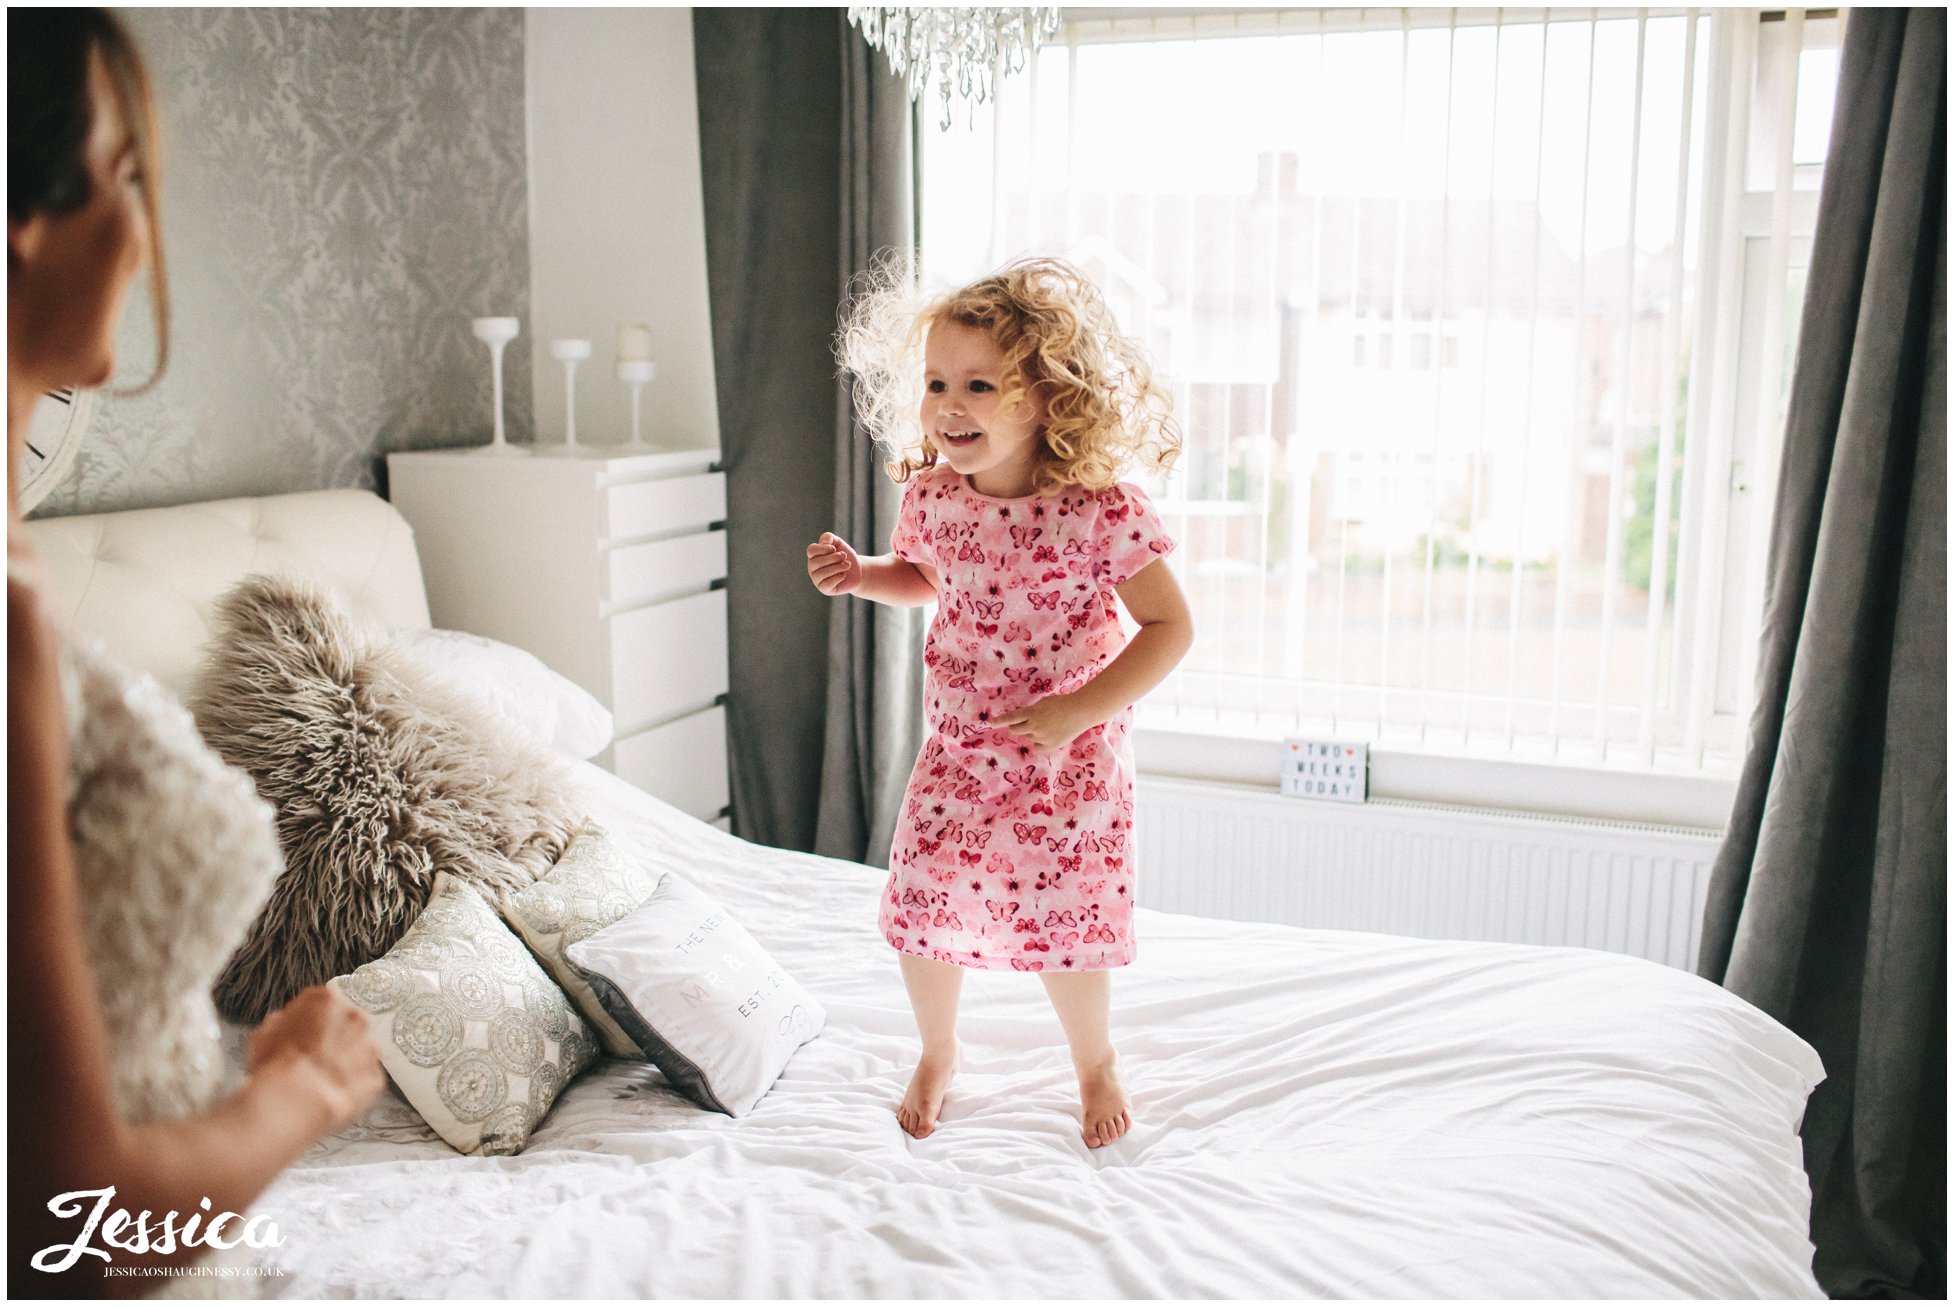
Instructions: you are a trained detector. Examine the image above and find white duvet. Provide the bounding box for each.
[252,763,1825,1298]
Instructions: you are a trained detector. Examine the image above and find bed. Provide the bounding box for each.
[26,488,1828,1299]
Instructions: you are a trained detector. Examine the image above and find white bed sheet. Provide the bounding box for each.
[252,762,1825,1298]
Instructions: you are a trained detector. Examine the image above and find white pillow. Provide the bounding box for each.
[332,873,599,1155]
[565,876,825,1117]
[502,825,665,1058]
[392,627,612,759]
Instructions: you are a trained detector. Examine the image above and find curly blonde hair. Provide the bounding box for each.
[836,254,1180,495]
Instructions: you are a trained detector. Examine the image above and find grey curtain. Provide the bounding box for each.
[1696,8,1944,1298]
[814,29,926,868]
[693,10,922,859]
[694,10,844,852]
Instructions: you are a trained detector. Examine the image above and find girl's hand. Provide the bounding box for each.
[247,985,386,1131]
[993,693,1100,753]
[807,532,863,596]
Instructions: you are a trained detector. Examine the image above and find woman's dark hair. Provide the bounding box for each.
[8,7,169,389]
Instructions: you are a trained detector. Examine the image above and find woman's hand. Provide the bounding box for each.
[807,532,863,596]
[993,692,1101,754]
[246,986,385,1132]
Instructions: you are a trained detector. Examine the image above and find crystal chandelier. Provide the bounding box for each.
[847,7,1063,131]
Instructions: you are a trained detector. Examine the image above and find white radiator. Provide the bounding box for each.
[1135,778,1724,971]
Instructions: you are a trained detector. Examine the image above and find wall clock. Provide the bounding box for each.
[18,386,93,514]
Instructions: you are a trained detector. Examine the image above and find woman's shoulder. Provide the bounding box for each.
[9,557,88,728]
[8,545,67,639]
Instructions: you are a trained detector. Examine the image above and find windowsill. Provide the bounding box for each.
[1134,713,1738,833]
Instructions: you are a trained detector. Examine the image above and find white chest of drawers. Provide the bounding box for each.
[386,446,730,826]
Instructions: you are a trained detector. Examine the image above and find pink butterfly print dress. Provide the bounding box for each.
[880,461,1176,972]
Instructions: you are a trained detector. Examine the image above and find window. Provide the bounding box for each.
[920,7,1841,783]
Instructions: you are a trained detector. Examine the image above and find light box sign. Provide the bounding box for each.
[1280,738,1369,803]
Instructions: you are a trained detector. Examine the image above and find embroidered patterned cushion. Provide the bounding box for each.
[503,825,665,1058]
[333,873,598,1155]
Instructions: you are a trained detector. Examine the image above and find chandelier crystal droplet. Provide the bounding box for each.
[847,7,1063,131]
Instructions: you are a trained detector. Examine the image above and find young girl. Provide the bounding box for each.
[806,257,1191,1149]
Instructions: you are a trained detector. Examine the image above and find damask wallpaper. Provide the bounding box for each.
[33,7,533,518]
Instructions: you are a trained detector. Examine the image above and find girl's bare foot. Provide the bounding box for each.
[1076,1053,1132,1148]
[896,1046,959,1139]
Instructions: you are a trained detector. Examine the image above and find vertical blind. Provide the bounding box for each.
[919,8,1839,775]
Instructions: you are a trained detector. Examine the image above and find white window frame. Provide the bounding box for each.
[933,7,1840,829]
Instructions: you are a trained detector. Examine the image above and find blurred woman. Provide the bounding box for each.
[8,10,384,1296]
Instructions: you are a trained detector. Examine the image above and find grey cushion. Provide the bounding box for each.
[565,876,825,1117]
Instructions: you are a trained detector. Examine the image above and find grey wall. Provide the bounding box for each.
[35,7,533,518]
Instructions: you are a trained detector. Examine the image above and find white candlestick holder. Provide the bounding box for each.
[615,359,656,447]
[470,316,526,456]
[549,339,593,448]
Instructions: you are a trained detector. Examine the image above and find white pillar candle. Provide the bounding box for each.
[616,324,654,363]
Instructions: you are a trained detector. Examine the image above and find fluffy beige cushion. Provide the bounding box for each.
[192,575,585,1023]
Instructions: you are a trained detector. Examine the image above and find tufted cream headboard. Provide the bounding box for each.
[23,489,432,697]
